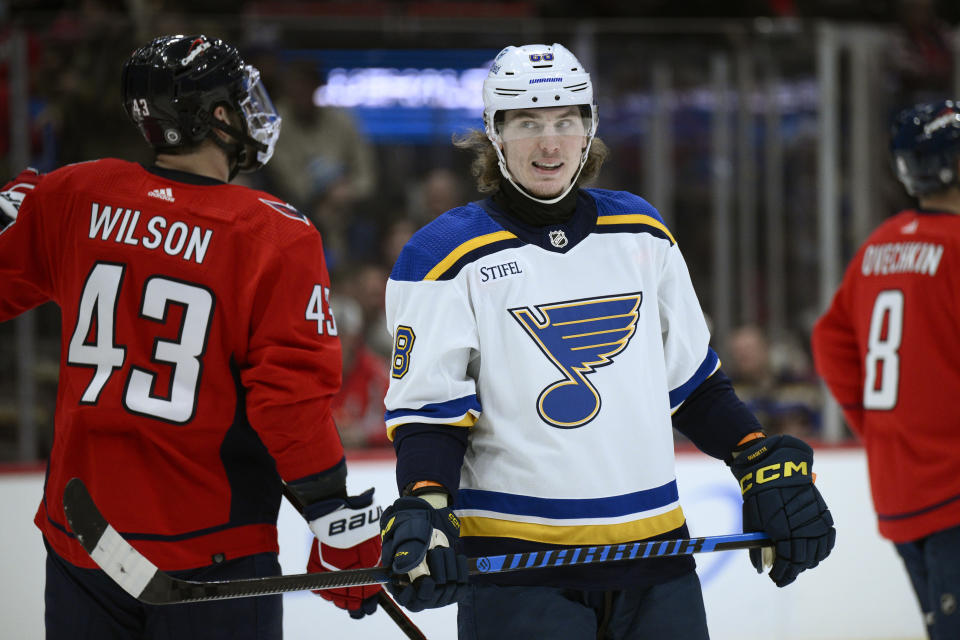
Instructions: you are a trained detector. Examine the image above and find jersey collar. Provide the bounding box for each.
[479,190,598,253]
[143,164,226,186]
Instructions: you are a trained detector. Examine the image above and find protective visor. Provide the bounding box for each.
[238,65,281,167]
[497,108,591,142]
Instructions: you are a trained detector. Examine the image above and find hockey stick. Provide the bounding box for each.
[377,592,426,640]
[63,478,771,606]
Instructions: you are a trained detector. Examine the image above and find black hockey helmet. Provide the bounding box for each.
[890,99,960,197]
[121,34,281,172]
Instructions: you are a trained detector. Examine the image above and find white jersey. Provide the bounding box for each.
[385,189,718,548]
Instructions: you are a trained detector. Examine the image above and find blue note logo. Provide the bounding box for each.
[510,293,642,428]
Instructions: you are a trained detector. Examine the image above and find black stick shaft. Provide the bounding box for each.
[378,592,428,640]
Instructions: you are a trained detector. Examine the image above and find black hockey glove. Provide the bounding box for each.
[729,434,836,587]
[379,495,469,612]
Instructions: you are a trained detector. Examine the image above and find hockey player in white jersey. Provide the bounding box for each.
[378,43,836,639]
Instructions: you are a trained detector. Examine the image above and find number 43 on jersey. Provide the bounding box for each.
[67,262,214,424]
[306,284,337,336]
[67,262,336,424]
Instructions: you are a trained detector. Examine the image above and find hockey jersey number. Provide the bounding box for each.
[306,285,337,335]
[68,263,126,403]
[391,326,415,379]
[67,261,214,423]
[863,289,903,410]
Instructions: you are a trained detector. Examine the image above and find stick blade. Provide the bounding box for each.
[62,477,393,604]
[62,477,167,602]
[62,477,108,554]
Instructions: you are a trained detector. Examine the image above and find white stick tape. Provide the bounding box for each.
[90,524,159,597]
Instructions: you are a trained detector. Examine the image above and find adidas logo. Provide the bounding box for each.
[147,187,175,202]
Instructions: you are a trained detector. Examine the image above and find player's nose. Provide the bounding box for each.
[537,136,561,153]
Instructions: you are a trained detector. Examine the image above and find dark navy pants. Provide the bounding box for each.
[457,570,709,640]
[44,539,283,640]
[895,524,960,640]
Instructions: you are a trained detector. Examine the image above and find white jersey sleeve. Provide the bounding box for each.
[384,212,490,437]
[659,243,720,412]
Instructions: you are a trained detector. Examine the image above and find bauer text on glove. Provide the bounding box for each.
[306,488,383,619]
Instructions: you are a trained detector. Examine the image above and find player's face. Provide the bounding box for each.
[500,106,587,198]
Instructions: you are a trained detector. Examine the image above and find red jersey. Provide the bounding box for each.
[812,209,960,543]
[332,344,390,448]
[0,159,345,569]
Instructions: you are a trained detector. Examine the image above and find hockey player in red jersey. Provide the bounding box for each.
[0,35,381,639]
[813,99,960,640]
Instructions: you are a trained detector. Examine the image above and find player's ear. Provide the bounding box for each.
[211,105,235,142]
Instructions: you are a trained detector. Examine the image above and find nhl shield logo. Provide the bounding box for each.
[548,230,569,248]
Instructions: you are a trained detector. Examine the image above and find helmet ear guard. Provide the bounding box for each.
[890,99,960,197]
[482,43,598,205]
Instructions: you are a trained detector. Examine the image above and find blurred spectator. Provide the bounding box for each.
[344,262,392,359]
[381,217,418,269]
[330,295,391,449]
[888,0,956,108]
[406,166,468,225]
[263,59,379,275]
[42,0,145,165]
[726,324,821,438]
[0,27,56,177]
[266,59,377,212]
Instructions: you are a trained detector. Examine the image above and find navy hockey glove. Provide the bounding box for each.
[306,488,383,619]
[729,434,836,588]
[379,495,469,612]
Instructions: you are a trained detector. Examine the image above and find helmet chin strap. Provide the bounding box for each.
[205,111,268,177]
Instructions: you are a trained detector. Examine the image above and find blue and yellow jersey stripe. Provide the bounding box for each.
[390,203,522,282]
[458,509,686,546]
[384,394,481,439]
[587,188,676,246]
[424,230,519,281]
[595,213,676,245]
[391,191,678,283]
[455,481,686,545]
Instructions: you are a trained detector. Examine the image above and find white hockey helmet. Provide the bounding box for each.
[482,43,598,204]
